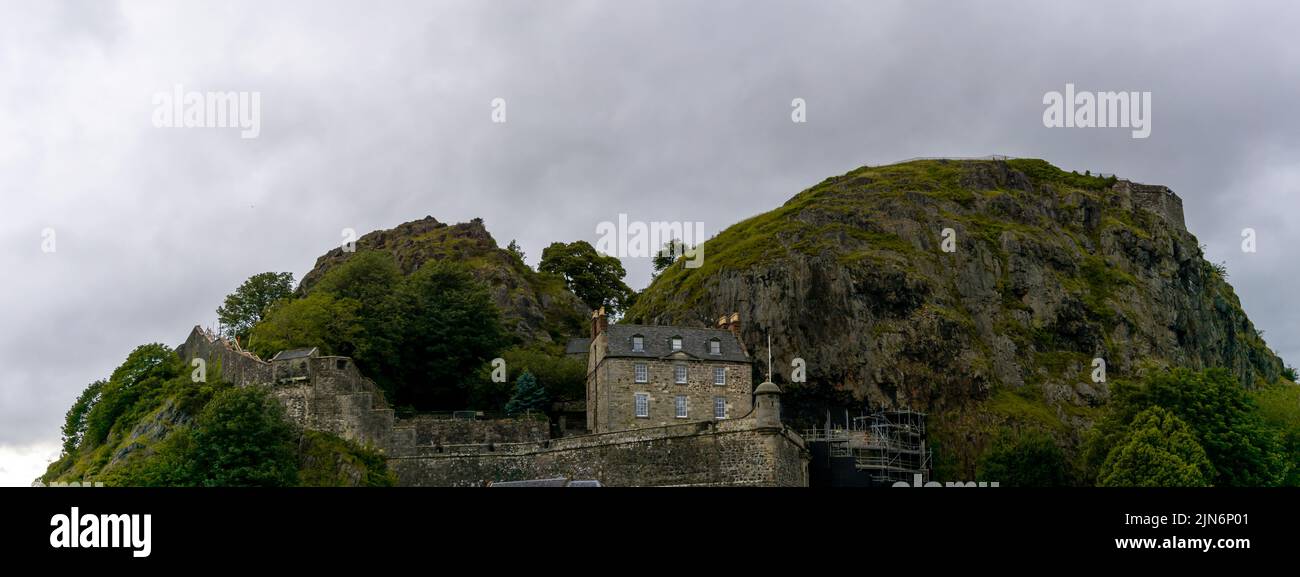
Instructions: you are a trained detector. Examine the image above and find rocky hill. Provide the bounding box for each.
[625,158,1285,476]
[300,216,589,345]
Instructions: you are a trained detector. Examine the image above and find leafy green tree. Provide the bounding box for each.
[976,430,1070,486]
[539,240,636,314]
[506,240,526,264]
[1097,407,1214,487]
[1086,368,1287,486]
[390,261,510,409]
[1282,366,1298,382]
[247,292,363,359]
[217,272,294,341]
[83,344,179,448]
[186,386,300,487]
[61,380,105,454]
[245,254,507,410]
[652,238,681,274]
[307,251,401,306]
[505,371,548,416]
[281,251,402,388]
[1251,382,1300,486]
[471,345,586,410]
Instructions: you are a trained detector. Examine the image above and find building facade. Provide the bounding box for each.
[585,310,753,434]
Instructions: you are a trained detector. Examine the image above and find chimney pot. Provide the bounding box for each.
[591,306,608,338]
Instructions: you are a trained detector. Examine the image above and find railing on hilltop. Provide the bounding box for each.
[885,155,1116,180]
[891,154,1017,163]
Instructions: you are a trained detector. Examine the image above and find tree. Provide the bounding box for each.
[504,371,548,416]
[652,238,681,274]
[1097,407,1214,487]
[296,251,402,388]
[1282,366,1298,382]
[471,345,585,410]
[61,380,105,454]
[390,261,510,409]
[247,292,363,360]
[308,251,400,306]
[538,240,636,313]
[217,272,294,341]
[83,343,179,448]
[506,240,526,265]
[186,386,300,487]
[1250,382,1300,486]
[1085,368,1287,486]
[976,430,1070,486]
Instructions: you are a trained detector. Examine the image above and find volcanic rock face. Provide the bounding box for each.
[626,159,1282,470]
[300,216,589,345]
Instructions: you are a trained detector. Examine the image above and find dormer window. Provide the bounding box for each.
[709,338,721,355]
[671,336,682,351]
[632,335,644,352]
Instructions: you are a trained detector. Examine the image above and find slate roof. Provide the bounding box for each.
[271,347,319,361]
[565,338,591,355]
[601,324,749,363]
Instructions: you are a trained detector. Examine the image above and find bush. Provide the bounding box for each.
[976,430,1069,487]
[297,431,395,487]
[185,386,300,487]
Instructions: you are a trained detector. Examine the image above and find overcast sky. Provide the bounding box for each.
[2,0,1297,485]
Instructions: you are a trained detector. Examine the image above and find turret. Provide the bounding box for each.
[754,380,783,431]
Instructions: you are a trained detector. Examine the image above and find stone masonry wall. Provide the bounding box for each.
[388,418,809,487]
[399,415,550,446]
[1120,180,1186,232]
[179,327,399,449]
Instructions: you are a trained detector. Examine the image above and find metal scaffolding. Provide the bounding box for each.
[804,408,932,485]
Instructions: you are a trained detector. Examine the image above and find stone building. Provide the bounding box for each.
[583,309,753,434]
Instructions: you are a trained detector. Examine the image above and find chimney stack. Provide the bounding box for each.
[718,312,746,354]
[591,307,608,339]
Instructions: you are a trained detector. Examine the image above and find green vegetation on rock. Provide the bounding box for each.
[625,158,1288,484]
[42,344,392,487]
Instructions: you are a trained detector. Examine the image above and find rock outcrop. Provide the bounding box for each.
[626,158,1285,475]
[299,216,588,345]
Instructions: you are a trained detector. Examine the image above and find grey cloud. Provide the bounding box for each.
[2,0,1297,455]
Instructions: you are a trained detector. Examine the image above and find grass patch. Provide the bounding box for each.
[1006,158,1116,190]
[988,388,1068,432]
